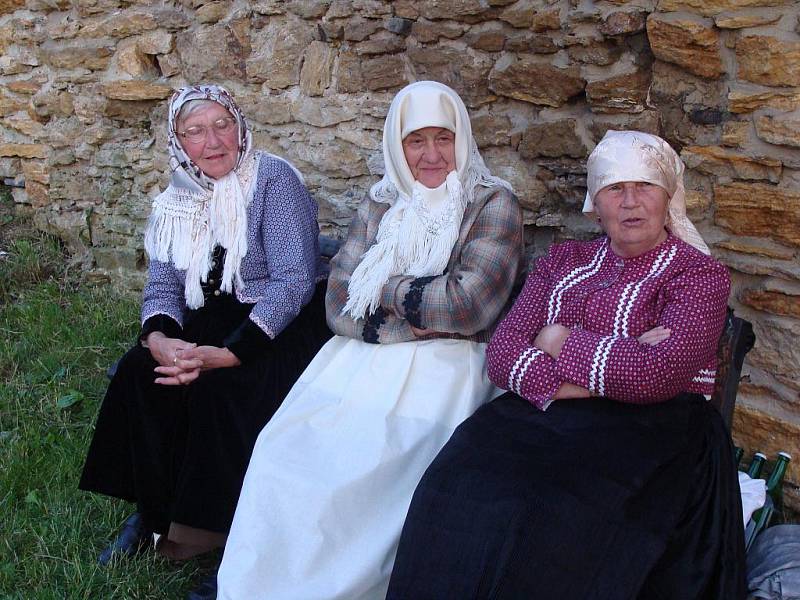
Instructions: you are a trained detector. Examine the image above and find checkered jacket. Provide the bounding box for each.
[326,186,524,344]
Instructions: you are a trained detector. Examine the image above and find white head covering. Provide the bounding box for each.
[343,80,512,320]
[144,84,303,309]
[583,130,710,255]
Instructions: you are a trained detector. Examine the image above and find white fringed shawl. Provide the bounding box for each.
[343,81,512,320]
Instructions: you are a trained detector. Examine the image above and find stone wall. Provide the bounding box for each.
[2,0,799,499]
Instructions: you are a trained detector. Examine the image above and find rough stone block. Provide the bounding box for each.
[101,80,173,100]
[647,14,723,79]
[586,69,650,114]
[471,113,512,147]
[682,146,782,183]
[416,0,489,21]
[41,42,113,70]
[714,181,800,247]
[114,43,160,78]
[657,0,790,17]
[489,56,585,107]
[291,96,358,128]
[0,0,23,14]
[21,160,47,185]
[714,12,781,29]
[755,115,800,149]
[247,17,313,88]
[300,41,335,96]
[740,289,800,319]
[0,143,48,159]
[137,30,174,55]
[156,52,181,77]
[178,24,248,82]
[411,18,466,43]
[196,0,231,23]
[519,119,589,159]
[80,11,158,37]
[721,121,750,147]
[737,35,800,87]
[408,45,496,107]
[600,10,647,36]
[729,89,800,115]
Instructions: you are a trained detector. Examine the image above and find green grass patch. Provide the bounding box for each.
[0,201,213,598]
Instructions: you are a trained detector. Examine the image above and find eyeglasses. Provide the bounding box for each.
[178,117,237,143]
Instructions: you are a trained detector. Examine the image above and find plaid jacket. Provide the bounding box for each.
[326,186,524,344]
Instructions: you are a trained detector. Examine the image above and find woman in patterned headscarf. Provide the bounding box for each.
[217,80,524,600]
[79,85,331,579]
[386,130,746,599]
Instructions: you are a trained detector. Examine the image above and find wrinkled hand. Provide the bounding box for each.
[553,382,591,400]
[152,345,240,386]
[410,326,437,338]
[533,323,571,359]
[637,326,671,346]
[145,331,197,368]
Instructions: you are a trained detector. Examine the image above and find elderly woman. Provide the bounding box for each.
[216,81,524,599]
[79,85,330,575]
[386,130,746,599]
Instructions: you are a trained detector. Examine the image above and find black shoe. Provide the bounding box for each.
[186,571,218,600]
[98,512,153,566]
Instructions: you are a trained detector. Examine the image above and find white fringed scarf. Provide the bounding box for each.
[144,84,302,309]
[343,81,513,320]
[583,130,710,255]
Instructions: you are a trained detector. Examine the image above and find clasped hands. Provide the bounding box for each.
[145,331,241,386]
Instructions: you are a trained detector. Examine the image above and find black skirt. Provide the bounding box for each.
[386,392,746,600]
[79,280,331,535]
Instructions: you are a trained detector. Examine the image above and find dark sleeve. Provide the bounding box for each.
[140,314,183,342]
[223,318,274,363]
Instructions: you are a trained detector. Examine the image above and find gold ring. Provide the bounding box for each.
[173,356,178,366]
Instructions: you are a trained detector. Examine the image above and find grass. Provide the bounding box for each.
[0,188,214,598]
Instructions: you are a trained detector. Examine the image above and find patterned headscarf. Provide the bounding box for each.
[165,84,253,193]
[584,130,710,255]
[145,84,302,310]
[343,81,513,320]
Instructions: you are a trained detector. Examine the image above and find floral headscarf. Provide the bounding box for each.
[144,84,259,309]
[584,130,710,255]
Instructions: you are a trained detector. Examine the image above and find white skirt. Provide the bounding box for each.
[217,335,501,600]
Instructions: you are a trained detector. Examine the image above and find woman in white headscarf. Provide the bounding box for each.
[79,85,331,591]
[386,130,746,599]
[217,81,524,599]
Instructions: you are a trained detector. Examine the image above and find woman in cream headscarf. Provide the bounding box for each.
[79,85,331,595]
[217,81,524,599]
[386,130,746,599]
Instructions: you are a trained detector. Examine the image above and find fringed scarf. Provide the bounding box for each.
[343,81,513,320]
[144,84,302,309]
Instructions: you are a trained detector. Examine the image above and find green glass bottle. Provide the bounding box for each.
[766,452,791,493]
[747,452,767,478]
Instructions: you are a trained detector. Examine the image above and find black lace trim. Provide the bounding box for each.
[402,276,436,329]
[362,307,386,344]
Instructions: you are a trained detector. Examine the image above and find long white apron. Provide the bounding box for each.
[217,334,500,600]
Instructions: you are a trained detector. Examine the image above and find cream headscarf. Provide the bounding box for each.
[343,80,513,320]
[144,84,302,309]
[583,130,710,255]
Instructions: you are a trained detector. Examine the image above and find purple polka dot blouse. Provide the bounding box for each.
[486,233,730,410]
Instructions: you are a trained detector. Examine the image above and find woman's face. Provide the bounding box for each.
[402,127,456,188]
[593,181,670,258]
[177,103,240,180]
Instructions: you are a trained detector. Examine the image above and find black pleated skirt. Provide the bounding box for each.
[386,391,746,600]
[79,280,331,535]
